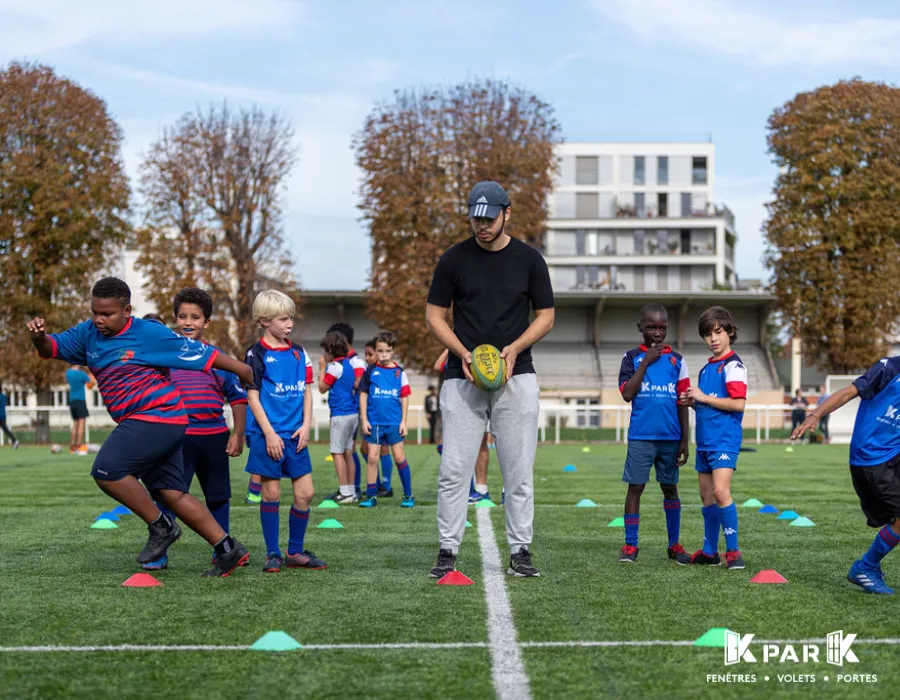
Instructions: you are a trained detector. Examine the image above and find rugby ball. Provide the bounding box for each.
[50,444,62,454]
[471,344,506,391]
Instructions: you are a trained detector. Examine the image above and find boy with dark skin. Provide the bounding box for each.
[617,304,691,564]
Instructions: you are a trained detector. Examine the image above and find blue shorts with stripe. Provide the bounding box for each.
[695,450,739,473]
[364,424,404,446]
[245,434,312,479]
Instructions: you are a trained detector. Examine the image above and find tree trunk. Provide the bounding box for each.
[34,388,53,444]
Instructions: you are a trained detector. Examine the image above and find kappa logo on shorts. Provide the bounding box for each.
[718,453,731,461]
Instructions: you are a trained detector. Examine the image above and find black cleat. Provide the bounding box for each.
[263,553,284,573]
[725,550,746,570]
[690,549,722,566]
[285,549,328,570]
[667,543,692,565]
[137,515,182,564]
[429,548,457,578]
[202,540,250,577]
[618,545,639,563]
[508,547,541,577]
[377,486,394,498]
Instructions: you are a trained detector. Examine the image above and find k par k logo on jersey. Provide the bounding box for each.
[724,631,858,667]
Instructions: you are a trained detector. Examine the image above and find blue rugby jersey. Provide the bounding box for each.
[618,345,690,441]
[695,351,748,452]
[323,354,367,417]
[245,339,313,437]
[359,363,411,426]
[170,344,247,436]
[850,357,900,466]
[65,367,91,401]
[47,318,218,425]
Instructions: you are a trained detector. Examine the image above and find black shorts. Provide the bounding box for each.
[850,456,900,528]
[70,399,89,420]
[182,432,232,503]
[90,420,188,493]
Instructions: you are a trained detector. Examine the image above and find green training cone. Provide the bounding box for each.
[465,521,473,528]
[581,446,591,453]
[576,499,597,508]
[474,499,496,509]
[317,518,344,529]
[90,519,118,529]
[693,628,734,648]
[250,631,302,652]
[607,517,625,528]
[741,498,763,508]
[318,500,339,509]
[790,517,816,527]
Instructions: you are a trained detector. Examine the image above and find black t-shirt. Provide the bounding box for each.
[427,236,554,379]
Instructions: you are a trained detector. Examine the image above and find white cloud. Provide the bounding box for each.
[0,0,305,56]
[592,0,900,66]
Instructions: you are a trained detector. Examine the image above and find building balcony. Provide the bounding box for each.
[544,253,719,266]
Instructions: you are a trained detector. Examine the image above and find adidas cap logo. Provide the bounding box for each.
[476,196,488,203]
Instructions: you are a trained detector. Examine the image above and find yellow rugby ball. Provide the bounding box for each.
[471,344,506,391]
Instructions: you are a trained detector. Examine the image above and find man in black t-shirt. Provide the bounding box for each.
[425,180,555,578]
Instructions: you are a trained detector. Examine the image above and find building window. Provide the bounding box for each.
[657,266,669,290]
[634,229,645,254]
[657,156,668,184]
[692,156,707,185]
[657,192,668,217]
[634,156,645,185]
[681,192,692,217]
[634,192,645,217]
[633,266,645,291]
[575,398,600,427]
[681,266,692,290]
[680,229,691,254]
[576,192,599,219]
[576,156,599,185]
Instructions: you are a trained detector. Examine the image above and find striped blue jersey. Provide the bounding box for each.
[323,354,367,417]
[618,345,690,441]
[170,343,247,436]
[695,351,748,452]
[245,339,313,437]
[850,357,900,467]
[48,318,218,425]
[359,363,411,425]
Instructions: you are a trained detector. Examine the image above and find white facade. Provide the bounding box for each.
[545,142,737,293]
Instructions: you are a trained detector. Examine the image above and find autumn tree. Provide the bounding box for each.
[0,62,130,442]
[764,78,900,373]
[354,79,561,371]
[136,104,298,354]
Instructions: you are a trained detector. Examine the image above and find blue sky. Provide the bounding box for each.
[3,0,900,289]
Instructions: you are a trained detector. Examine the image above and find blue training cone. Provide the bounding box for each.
[777,510,799,520]
[758,505,779,514]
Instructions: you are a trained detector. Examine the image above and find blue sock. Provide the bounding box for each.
[366,482,378,497]
[663,499,681,547]
[287,506,310,556]
[247,480,261,497]
[397,460,412,497]
[352,452,361,492]
[260,501,281,556]
[624,513,640,547]
[381,454,393,489]
[719,503,739,551]
[470,476,476,495]
[862,525,900,568]
[155,502,176,524]
[701,504,720,555]
[207,500,229,534]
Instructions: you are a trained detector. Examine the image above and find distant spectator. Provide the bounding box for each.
[66,365,93,455]
[817,385,831,443]
[789,389,809,432]
[0,387,19,449]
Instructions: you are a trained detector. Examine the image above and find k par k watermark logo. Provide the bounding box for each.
[724,631,858,666]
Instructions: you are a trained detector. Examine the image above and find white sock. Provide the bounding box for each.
[340,485,354,496]
[476,483,488,494]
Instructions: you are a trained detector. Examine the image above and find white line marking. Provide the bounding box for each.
[476,506,532,700]
[3,638,900,654]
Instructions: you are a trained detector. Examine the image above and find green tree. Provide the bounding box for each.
[355,79,561,371]
[765,78,900,374]
[0,62,130,442]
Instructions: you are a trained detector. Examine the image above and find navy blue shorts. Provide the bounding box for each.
[696,450,739,473]
[91,420,187,493]
[245,434,312,480]
[365,424,403,446]
[622,440,680,485]
[183,431,232,502]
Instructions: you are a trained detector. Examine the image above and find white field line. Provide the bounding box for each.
[3,639,900,653]
[476,507,533,700]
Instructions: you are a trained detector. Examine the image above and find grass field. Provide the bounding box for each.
[0,441,896,699]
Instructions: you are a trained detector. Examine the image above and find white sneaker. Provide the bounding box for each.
[334,492,358,504]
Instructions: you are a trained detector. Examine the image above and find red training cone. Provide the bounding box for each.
[436,571,475,586]
[749,569,788,584]
[122,573,163,587]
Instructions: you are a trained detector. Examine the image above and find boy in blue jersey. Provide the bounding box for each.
[679,306,748,570]
[244,290,327,574]
[65,364,92,454]
[793,358,900,594]
[27,277,251,577]
[142,288,248,571]
[318,330,366,504]
[617,304,692,564]
[358,330,415,508]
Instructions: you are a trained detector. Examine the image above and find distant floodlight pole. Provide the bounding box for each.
[790,335,802,395]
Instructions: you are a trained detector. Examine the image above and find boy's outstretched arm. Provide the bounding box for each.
[792,384,859,441]
[26,318,54,358]
[213,352,253,387]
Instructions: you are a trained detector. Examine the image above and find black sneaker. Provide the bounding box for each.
[263,554,283,573]
[202,540,250,578]
[333,492,357,505]
[377,486,394,497]
[136,515,182,564]
[690,549,722,566]
[725,550,746,570]
[508,547,541,577]
[667,543,692,565]
[429,548,457,578]
[285,549,328,569]
[323,490,340,502]
[618,545,639,563]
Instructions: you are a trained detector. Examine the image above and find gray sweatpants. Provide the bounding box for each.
[437,374,540,555]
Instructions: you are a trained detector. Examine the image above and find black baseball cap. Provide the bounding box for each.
[468,181,510,219]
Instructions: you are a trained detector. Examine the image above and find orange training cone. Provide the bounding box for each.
[122,573,163,587]
[436,571,475,586]
[749,569,788,584]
